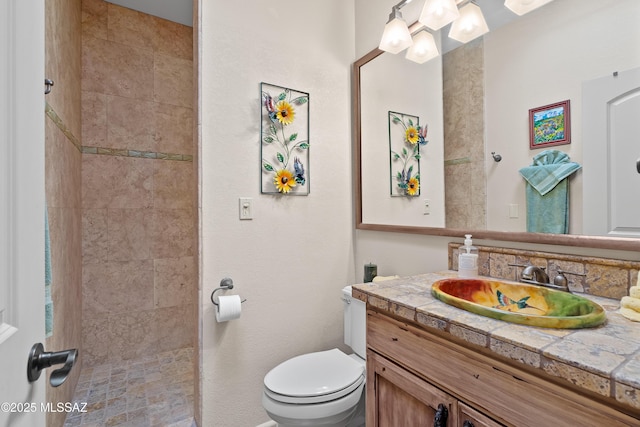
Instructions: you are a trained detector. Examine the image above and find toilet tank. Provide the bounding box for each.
[342,286,366,359]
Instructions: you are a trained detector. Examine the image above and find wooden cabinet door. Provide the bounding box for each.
[367,350,458,427]
[458,402,505,427]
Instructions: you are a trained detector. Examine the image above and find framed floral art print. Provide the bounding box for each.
[260,82,310,195]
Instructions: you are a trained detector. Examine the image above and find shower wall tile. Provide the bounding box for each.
[108,309,157,362]
[154,257,196,309]
[106,95,156,151]
[107,208,153,261]
[82,35,154,101]
[46,119,83,209]
[155,19,193,60]
[46,0,82,142]
[82,315,110,366]
[156,305,192,352]
[82,208,108,264]
[153,53,193,108]
[83,260,154,315]
[107,4,156,50]
[45,2,83,422]
[153,161,194,210]
[81,0,194,367]
[81,91,107,148]
[81,0,107,40]
[82,154,153,209]
[154,103,193,154]
[151,209,195,259]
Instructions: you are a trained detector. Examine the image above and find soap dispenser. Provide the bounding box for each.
[458,234,478,278]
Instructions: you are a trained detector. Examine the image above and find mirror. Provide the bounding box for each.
[353,0,640,251]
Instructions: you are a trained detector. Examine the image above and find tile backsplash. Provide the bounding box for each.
[448,243,640,299]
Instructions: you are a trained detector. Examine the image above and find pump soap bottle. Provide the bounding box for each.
[458,234,478,278]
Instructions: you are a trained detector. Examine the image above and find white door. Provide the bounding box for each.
[583,67,640,237]
[0,0,46,426]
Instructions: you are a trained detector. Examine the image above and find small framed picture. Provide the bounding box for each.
[529,100,570,149]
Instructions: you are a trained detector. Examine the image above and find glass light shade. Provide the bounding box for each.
[405,31,439,64]
[504,0,553,16]
[448,2,489,44]
[379,17,413,54]
[419,0,460,30]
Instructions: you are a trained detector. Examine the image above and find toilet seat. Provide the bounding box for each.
[264,349,365,404]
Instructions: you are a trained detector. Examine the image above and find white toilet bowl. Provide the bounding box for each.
[262,349,366,427]
[262,287,367,427]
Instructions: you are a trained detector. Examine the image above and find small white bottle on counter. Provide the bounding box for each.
[458,234,478,278]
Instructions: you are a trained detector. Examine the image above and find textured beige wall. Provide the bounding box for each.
[45,0,83,426]
[199,1,356,425]
[80,0,195,367]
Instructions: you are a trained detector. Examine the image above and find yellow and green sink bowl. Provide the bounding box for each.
[431,278,606,329]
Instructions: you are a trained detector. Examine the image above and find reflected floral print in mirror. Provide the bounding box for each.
[389,111,428,197]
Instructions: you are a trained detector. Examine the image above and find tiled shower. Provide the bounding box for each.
[45,0,196,425]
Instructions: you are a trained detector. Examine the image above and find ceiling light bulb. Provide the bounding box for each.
[448,2,489,44]
[379,14,413,54]
[419,0,460,30]
[405,30,439,64]
[504,0,553,16]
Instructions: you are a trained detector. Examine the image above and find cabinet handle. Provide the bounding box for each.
[463,421,475,427]
[434,403,448,427]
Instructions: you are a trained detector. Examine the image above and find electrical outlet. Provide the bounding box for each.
[509,203,519,218]
[239,197,253,220]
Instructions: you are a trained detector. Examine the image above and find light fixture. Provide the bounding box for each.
[405,30,439,64]
[379,0,414,54]
[504,0,553,16]
[448,1,489,44]
[419,0,460,31]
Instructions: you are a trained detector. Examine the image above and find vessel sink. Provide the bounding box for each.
[431,278,606,329]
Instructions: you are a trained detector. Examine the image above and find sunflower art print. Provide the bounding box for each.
[389,111,428,197]
[261,83,310,195]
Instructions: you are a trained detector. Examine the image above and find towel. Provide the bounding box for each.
[45,206,53,338]
[519,150,581,234]
[620,289,640,322]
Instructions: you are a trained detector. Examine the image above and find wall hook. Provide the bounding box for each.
[45,78,54,95]
[491,152,502,162]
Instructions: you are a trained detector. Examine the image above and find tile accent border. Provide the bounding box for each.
[81,146,193,162]
[46,103,192,162]
[444,157,472,166]
[46,102,82,152]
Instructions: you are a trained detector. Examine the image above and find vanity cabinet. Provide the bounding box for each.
[366,309,639,427]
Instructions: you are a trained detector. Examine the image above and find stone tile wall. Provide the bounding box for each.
[45,0,83,425]
[443,38,487,230]
[80,0,195,366]
[449,243,640,299]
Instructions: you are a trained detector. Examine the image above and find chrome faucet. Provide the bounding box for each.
[509,264,583,292]
[521,265,549,285]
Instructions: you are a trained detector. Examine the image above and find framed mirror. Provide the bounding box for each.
[353,0,640,251]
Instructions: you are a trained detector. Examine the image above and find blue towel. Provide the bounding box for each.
[519,150,581,234]
[45,206,53,338]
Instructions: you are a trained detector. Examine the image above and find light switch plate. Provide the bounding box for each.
[239,197,253,220]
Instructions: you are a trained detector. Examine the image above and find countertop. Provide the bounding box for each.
[352,271,640,413]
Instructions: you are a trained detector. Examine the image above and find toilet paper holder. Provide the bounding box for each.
[211,277,247,309]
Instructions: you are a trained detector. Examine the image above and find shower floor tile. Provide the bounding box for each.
[63,348,195,427]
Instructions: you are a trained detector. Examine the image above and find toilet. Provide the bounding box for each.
[262,286,366,427]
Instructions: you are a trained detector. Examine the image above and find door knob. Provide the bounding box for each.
[27,343,78,387]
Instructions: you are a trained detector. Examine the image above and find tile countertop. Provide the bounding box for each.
[352,271,640,414]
